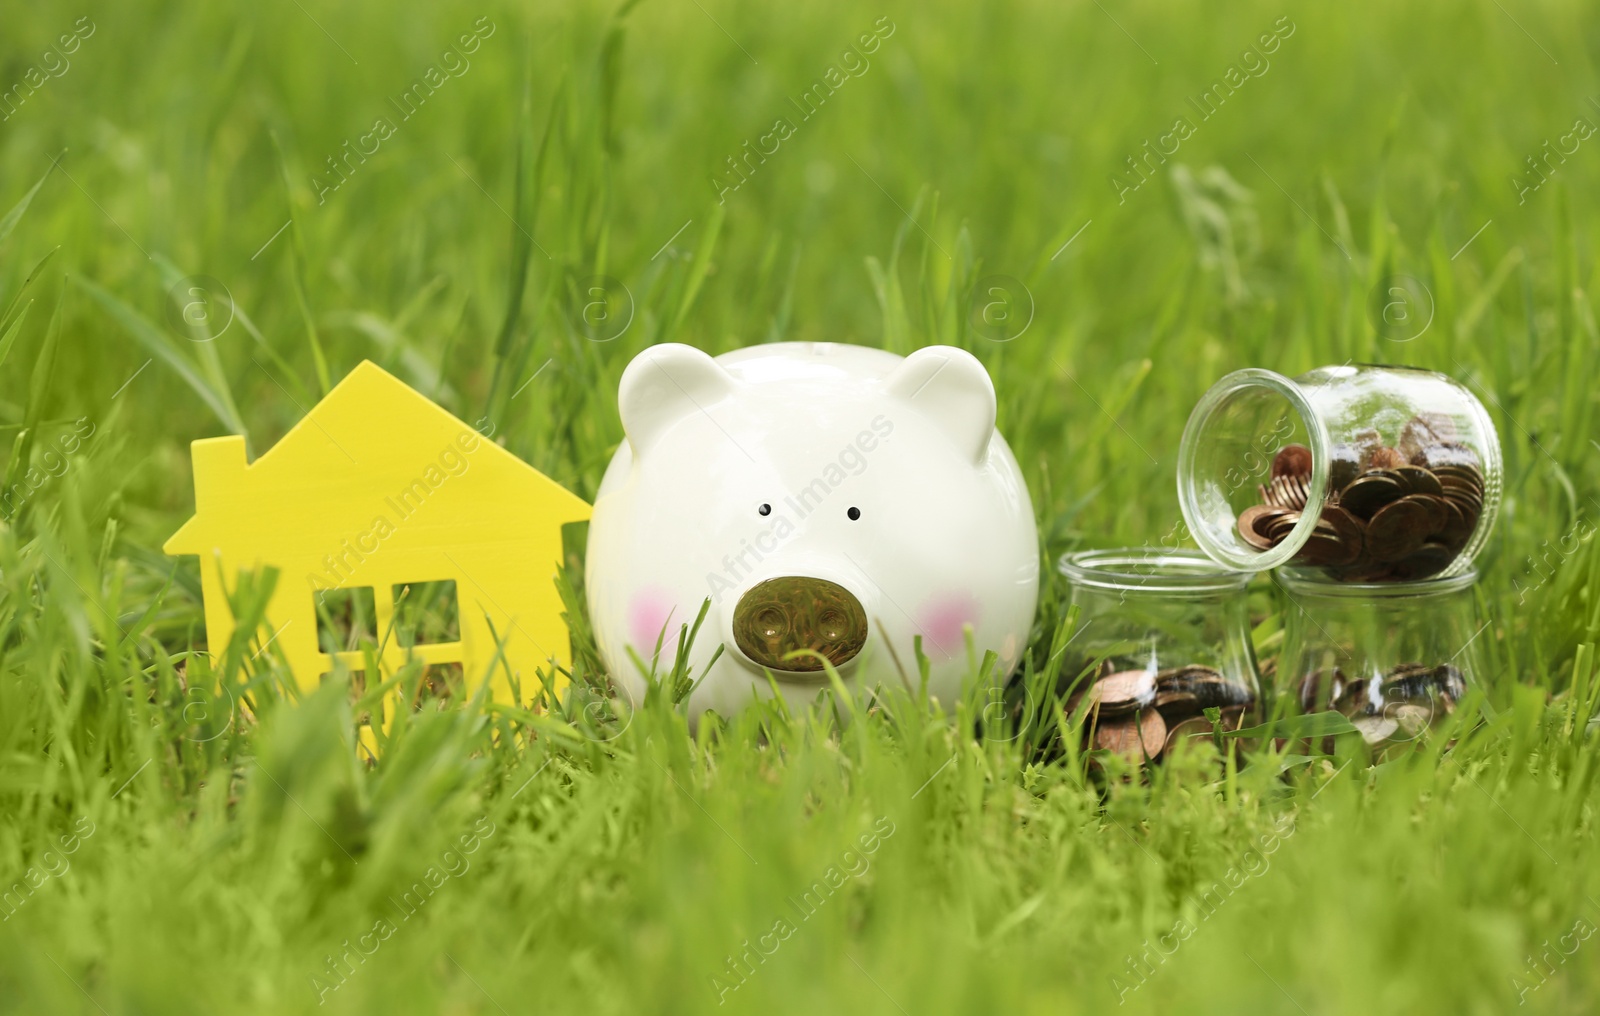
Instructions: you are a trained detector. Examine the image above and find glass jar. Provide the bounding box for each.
[1177,364,1502,582]
[1276,570,1481,749]
[1056,549,1262,764]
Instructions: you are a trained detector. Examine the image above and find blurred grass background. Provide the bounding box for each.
[2,0,1600,1012]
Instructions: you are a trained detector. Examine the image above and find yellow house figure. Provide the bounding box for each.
[164,360,591,729]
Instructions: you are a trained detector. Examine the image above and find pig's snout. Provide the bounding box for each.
[731,576,868,672]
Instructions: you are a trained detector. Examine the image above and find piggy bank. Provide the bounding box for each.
[584,341,1039,720]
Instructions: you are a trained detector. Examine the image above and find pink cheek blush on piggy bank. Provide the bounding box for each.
[585,341,1039,721]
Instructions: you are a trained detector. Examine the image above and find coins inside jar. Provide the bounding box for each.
[1235,418,1485,581]
[1295,661,1465,750]
[1069,662,1255,766]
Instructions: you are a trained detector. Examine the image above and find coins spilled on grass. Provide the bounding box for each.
[1235,413,1485,580]
[1296,661,1465,749]
[1071,663,1255,765]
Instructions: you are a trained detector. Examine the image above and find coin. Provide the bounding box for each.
[1380,663,1436,702]
[1387,539,1453,580]
[1267,510,1301,540]
[1351,714,1401,744]
[1162,715,1215,753]
[1272,443,1313,479]
[1339,472,1406,521]
[1294,527,1354,567]
[1390,703,1433,736]
[1154,665,1252,711]
[1089,669,1156,715]
[1433,463,1485,491]
[1261,474,1310,510]
[1393,465,1445,498]
[1437,499,1475,549]
[1139,707,1168,759]
[1237,418,1487,582]
[1238,505,1293,549]
[1092,714,1141,756]
[1418,443,1483,473]
[1365,497,1435,561]
[1094,706,1167,762]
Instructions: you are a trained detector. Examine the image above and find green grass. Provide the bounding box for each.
[3,0,1600,1012]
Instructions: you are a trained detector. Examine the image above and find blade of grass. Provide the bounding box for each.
[0,164,53,249]
[75,276,246,434]
[269,131,332,395]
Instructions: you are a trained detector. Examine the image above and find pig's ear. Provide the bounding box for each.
[618,343,738,456]
[883,346,997,464]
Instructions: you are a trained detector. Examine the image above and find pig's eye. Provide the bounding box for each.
[758,503,772,516]
[847,507,861,521]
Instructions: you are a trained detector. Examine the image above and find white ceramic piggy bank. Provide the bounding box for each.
[585,341,1039,719]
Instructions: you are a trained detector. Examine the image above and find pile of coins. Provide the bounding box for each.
[1236,415,1486,581]
[1070,663,1255,764]
[1296,662,1465,747]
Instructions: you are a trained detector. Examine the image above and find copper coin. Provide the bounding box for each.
[1092,714,1140,756]
[1420,445,1483,474]
[1406,493,1450,535]
[1433,462,1484,489]
[1294,529,1350,568]
[1089,669,1156,715]
[1272,444,1313,479]
[1265,511,1302,543]
[1310,506,1364,567]
[1340,473,1406,520]
[1094,709,1164,762]
[1437,472,1484,499]
[1393,465,1444,498]
[1381,663,1437,702]
[1365,497,1435,561]
[1162,714,1217,755]
[1388,539,1454,580]
[1217,705,1248,730]
[1238,505,1292,549]
[1154,666,1252,710]
[1139,707,1168,760]
[1262,474,1310,510]
[1321,504,1366,547]
[1437,498,1477,546]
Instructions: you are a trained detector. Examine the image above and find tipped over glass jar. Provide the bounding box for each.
[1176,364,1502,582]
